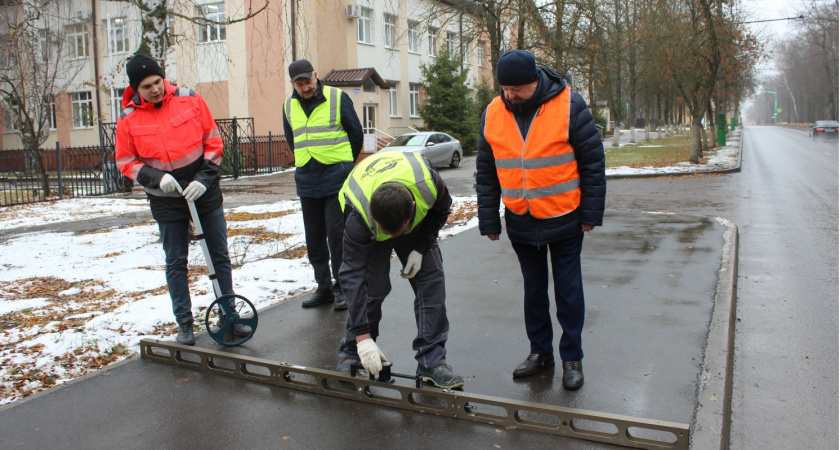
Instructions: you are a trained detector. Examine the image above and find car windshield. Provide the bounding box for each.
[816,121,839,127]
[389,135,426,147]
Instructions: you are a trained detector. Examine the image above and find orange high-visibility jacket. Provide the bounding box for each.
[483,88,581,219]
[116,80,223,195]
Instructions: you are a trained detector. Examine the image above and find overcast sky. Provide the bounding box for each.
[742,0,805,41]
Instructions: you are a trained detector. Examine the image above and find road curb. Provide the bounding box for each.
[690,219,738,449]
[606,128,743,180]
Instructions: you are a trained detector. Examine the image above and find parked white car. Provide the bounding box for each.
[380,132,463,169]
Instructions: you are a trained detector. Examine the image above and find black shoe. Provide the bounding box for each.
[176,321,195,346]
[562,360,584,390]
[512,353,555,378]
[416,364,465,389]
[302,288,334,307]
[335,357,359,373]
[333,287,347,311]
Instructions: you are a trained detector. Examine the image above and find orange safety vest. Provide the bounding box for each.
[483,89,581,219]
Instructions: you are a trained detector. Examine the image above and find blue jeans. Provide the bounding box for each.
[157,205,233,324]
[510,233,585,361]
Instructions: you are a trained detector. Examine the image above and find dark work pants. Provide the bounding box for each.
[300,195,344,291]
[157,205,233,324]
[339,238,449,370]
[510,233,585,362]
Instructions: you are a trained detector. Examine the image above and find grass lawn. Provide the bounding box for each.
[605,132,701,168]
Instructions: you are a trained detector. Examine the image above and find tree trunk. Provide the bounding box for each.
[689,115,704,163]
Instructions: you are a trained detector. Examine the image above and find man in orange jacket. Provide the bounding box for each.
[476,50,606,390]
[116,53,246,345]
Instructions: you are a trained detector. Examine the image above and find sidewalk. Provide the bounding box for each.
[0,213,736,449]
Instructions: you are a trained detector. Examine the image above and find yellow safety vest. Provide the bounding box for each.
[339,152,437,241]
[284,86,353,166]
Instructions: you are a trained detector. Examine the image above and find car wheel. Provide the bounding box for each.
[449,152,461,168]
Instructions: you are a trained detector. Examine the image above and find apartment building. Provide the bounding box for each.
[0,0,497,150]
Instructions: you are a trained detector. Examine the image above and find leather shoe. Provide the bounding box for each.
[562,360,584,390]
[512,353,555,378]
[333,285,347,311]
[302,288,334,307]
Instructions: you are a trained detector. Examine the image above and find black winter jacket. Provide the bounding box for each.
[282,80,364,198]
[475,67,606,245]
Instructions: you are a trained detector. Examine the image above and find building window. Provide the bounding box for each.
[39,29,53,63]
[446,31,458,61]
[107,17,129,54]
[4,109,17,132]
[67,23,88,59]
[462,39,470,64]
[407,21,420,53]
[47,97,56,130]
[363,78,376,93]
[357,7,372,44]
[198,3,226,43]
[409,83,420,117]
[389,88,398,117]
[477,41,484,67]
[71,91,94,128]
[110,87,126,121]
[427,27,437,56]
[384,13,396,49]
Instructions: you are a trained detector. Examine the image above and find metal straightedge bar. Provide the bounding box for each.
[140,339,689,449]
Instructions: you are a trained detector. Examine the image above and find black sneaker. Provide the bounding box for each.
[221,312,252,337]
[176,321,195,345]
[417,364,465,389]
[302,288,334,307]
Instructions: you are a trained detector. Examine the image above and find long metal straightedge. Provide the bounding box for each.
[140,339,689,449]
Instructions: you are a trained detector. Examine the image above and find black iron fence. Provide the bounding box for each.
[0,117,293,207]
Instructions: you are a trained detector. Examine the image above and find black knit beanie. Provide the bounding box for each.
[126,53,165,91]
[496,50,539,86]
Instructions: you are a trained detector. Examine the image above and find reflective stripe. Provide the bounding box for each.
[501,178,579,199]
[296,125,344,136]
[329,86,338,125]
[406,152,436,208]
[296,136,350,149]
[140,145,204,171]
[497,153,576,169]
[346,175,378,235]
[174,87,195,97]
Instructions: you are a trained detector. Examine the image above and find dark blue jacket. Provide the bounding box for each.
[475,67,606,245]
[282,80,364,198]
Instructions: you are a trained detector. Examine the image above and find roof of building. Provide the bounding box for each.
[321,68,393,89]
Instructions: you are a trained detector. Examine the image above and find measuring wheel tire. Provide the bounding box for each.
[205,294,258,346]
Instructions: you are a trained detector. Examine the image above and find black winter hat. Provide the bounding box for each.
[288,59,315,82]
[496,50,539,86]
[126,53,165,91]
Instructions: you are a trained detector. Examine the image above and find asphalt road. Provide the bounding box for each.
[2,126,832,449]
[606,126,839,449]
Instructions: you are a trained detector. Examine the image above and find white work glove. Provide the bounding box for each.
[159,174,179,193]
[357,338,387,375]
[401,250,423,279]
[181,181,207,202]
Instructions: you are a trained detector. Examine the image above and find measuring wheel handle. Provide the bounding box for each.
[205,294,258,346]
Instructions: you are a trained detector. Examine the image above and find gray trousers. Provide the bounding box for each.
[339,238,449,370]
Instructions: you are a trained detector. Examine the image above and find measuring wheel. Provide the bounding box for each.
[205,293,258,346]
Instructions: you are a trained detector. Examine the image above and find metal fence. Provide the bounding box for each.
[0,117,294,207]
